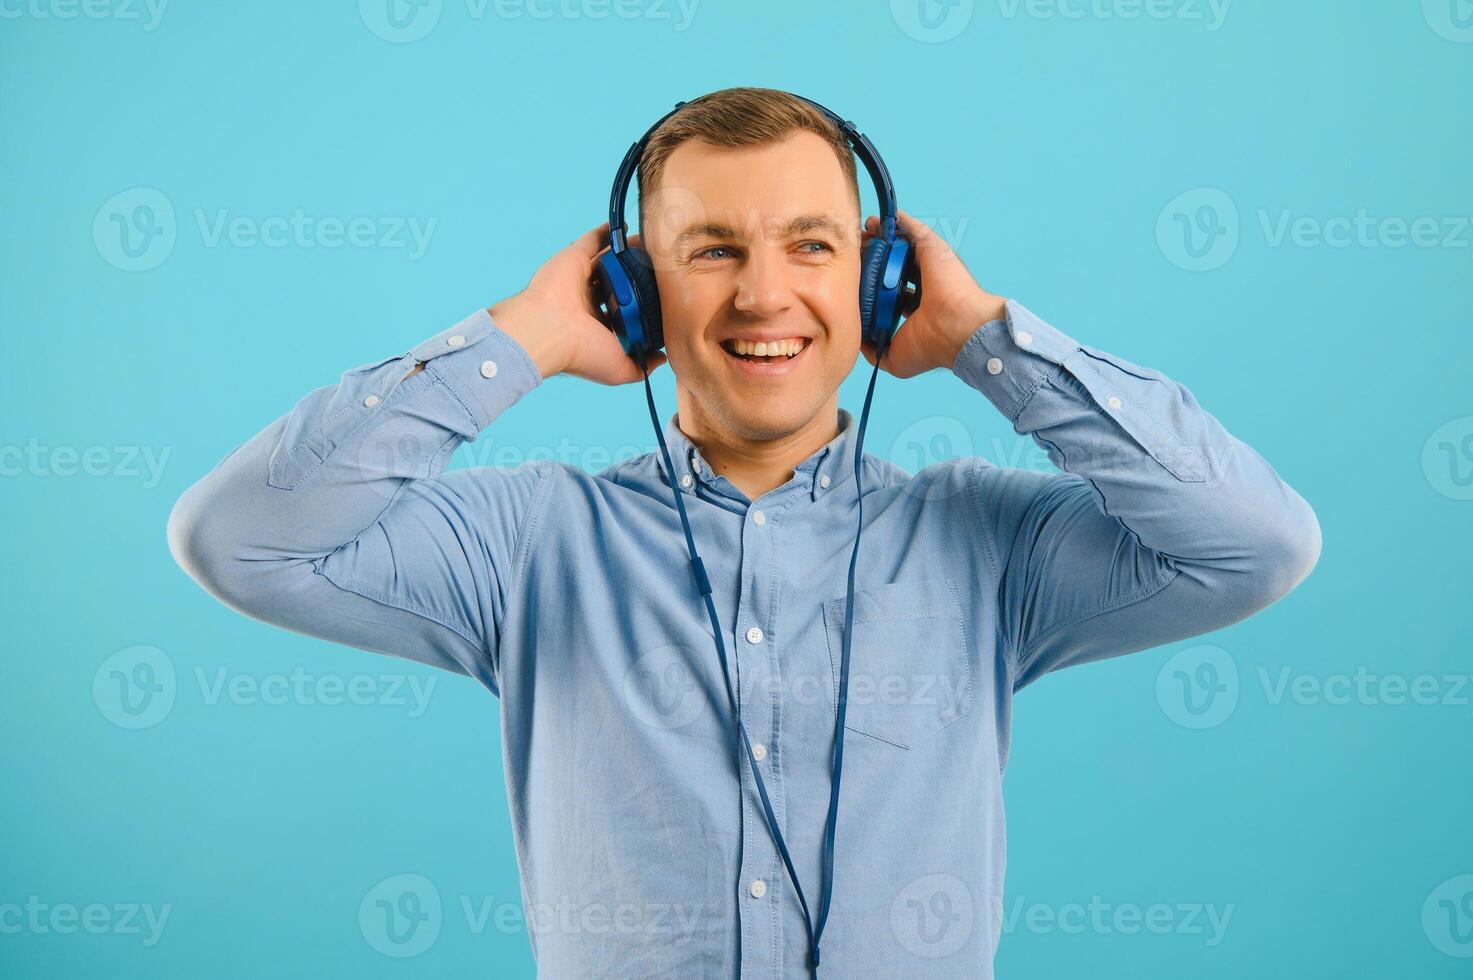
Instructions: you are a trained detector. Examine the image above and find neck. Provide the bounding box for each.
[674,390,841,502]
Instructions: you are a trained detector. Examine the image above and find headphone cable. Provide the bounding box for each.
[634,341,888,977]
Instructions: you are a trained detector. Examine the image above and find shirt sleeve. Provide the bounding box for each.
[166,308,552,697]
[951,299,1322,692]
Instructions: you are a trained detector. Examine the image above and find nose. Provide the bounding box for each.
[732,245,796,318]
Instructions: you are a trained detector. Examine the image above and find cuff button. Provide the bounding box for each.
[480,360,498,379]
[985,357,1003,375]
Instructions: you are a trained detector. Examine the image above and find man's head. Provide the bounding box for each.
[635,88,865,443]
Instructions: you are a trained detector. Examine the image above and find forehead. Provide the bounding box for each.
[644,130,860,246]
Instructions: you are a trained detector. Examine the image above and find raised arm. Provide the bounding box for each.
[865,211,1321,692]
[166,224,660,695]
[953,300,1320,690]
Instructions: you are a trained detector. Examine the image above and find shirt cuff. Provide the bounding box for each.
[411,308,544,436]
[950,298,1080,423]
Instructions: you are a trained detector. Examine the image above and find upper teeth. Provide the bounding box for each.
[729,338,806,357]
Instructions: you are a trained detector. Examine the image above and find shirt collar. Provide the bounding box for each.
[660,408,860,503]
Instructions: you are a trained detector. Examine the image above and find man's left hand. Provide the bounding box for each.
[860,209,1007,379]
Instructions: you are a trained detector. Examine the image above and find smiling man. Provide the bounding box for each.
[167,87,1320,978]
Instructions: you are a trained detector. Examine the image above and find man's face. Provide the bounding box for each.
[643,131,862,441]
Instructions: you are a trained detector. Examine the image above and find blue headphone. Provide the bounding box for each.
[593,93,921,363]
[594,93,918,976]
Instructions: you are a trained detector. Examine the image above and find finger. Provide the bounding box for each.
[584,321,668,384]
[894,209,950,257]
[572,222,612,259]
[894,209,933,243]
[610,349,667,385]
[585,276,612,327]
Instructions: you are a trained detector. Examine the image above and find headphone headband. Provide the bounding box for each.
[607,92,899,253]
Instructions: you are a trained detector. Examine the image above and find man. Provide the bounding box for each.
[167,87,1320,978]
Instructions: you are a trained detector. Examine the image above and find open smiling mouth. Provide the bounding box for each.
[719,337,812,365]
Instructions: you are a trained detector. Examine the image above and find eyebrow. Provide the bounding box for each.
[672,214,846,250]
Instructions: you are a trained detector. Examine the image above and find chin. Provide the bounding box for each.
[722,397,822,442]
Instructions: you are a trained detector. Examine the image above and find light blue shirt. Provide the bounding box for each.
[168,299,1320,978]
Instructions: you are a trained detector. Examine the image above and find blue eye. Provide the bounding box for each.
[695,246,734,261]
[798,241,832,255]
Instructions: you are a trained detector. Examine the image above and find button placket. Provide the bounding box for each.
[733,491,786,977]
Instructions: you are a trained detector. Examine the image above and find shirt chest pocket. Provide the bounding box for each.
[821,577,974,750]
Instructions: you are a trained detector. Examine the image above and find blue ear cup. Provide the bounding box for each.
[592,245,663,358]
[858,237,890,345]
[859,234,922,352]
[620,247,663,353]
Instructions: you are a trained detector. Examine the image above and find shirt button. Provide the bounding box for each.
[1016,330,1033,347]
[986,357,1003,375]
[749,879,767,899]
[752,509,766,526]
[448,334,466,348]
[745,626,764,645]
[480,360,498,379]
[819,474,831,489]
[679,473,693,488]
[1107,395,1123,409]
[363,395,380,408]
[752,743,767,762]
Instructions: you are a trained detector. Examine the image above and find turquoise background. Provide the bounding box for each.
[3,1,1471,976]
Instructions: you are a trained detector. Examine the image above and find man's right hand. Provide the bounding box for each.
[482,222,668,385]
